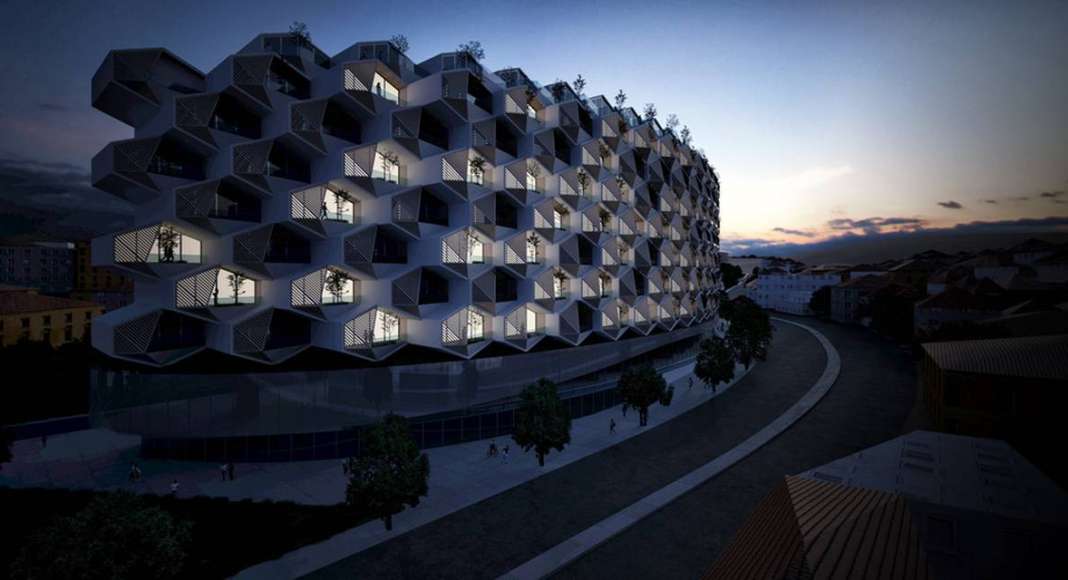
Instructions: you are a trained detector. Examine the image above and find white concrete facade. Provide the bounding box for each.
[87,35,722,367]
[752,271,842,315]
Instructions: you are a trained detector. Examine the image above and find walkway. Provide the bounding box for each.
[553,314,918,579]
[500,318,839,579]
[304,320,827,579]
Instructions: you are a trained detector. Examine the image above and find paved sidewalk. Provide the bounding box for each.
[236,358,752,579]
[499,318,839,579]
[306,321,825,580]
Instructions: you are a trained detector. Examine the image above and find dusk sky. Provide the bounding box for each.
[2,0,1066,250]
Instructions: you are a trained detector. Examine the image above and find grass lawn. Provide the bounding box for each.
[0,487,367,579]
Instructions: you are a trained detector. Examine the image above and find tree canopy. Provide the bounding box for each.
[512,378,572,466]
[808,285,832,318]
[694,336,735,390]
[10,492,191,580]
[724,297,773,369]
[345,414,430,531]
[720,262,744,289]
[618,364,672,426]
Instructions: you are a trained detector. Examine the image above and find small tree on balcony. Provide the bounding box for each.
[613,89,627,109]
[390,34,409,54]
[576,168,590,194]
[550,82,567,104]
[553,269,569,297]
[457,40,485,61]
[526,162,540,190]
[680,126,692,146]
[289,21,312,47]
[598,208,612,231]
[573,74,587,99]
[226,271,248,305]
[526,231,541,262]
[598,143,612,165]
[379,311,399,344]
[513,378,571,467]
[157,225,179,263]
[324,269,348,304]
[468,156,487,184]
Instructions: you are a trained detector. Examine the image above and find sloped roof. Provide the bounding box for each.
[921,334,1068,381]
[0,287,101,315]
[704,475,930,580]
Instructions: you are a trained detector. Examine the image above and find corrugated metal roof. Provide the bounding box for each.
[921,334,1068,381]
[705,476,930,580]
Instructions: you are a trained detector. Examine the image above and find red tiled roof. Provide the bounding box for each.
[921,334,1068,381]
[705,476,930,580]
[0,288,101,315]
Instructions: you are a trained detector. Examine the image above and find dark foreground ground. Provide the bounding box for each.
[309,320,847,579]
[554,315,917,580]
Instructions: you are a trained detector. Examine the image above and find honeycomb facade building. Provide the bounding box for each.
[89,35,723,369]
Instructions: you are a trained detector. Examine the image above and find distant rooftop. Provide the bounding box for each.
[0,286,101,315]
[921,335,1068,382]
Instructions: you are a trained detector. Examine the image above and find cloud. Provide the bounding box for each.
[38,102,70,112]
[772,227,816,238]
[0,154,133,225]
[826,216,927,235]
[1040,191,1065,199]
[1010,196,1030,201]
[938,201,964,209]
[983,199,998,204]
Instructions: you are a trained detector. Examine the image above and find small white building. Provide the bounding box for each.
[751,268,844,315]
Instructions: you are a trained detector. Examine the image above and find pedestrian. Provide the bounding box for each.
[228,462,235,481]
[128,463,138,483]
[41,433,48,447]
[220,464,228,481]
[133,464,142,483]
[622,404,628,418]
[688,377,693,390]
[487,440,498,459]
[610,418,616,434]
[170,479,180,497]
[502,445,509,463]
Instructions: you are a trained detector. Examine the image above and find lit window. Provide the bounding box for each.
[526,236,539,263]
[372,310,400,344]
[466,233,484,264]
[526,171,537,192]
[372,152,399,183]
[466,308,484,341]
[526,104,537,120]
[526,308,538,334]
[370,73,400,104]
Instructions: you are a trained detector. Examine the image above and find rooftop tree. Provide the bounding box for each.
[642,102,657,122]
[457,40,485,61]
[344,414,430,531]
[390,34,409,54]
[614,89,627,109]
[512,378,572,466]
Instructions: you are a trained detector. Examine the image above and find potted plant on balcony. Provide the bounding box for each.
[552,269,569,299]
[468,156,487,185]
[379,150,400,183]
[157,225,179,263]
[289,21,312,48]
[526,162,540,191]
[598,143,612,166]
[555,205,570,229]
[526,232,541,263]
[613,89,627,110]
[576,168,590,195]
[573,74,586,99]
[642,103,657,122]
[226,271,248,305]
[598,208,612,232]
[324,269,348,304]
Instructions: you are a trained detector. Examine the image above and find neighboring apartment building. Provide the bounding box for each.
[751,267,844,315]
[72,240,134,311]
[0,242,75,294]
[87,36,722,367]
[830,273,893,323]
[921,334,1068,486]
[913,279,1025,333]
[706,431,1068,579]
[0,285,103,347]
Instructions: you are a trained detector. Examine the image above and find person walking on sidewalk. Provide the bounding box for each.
[220,464,228,481]
[501,444,510,464]
[228,462,235,481]
[610,418,616,434]
[688,377,693,390]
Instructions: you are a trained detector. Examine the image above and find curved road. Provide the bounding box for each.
[308,320,834,579]
[554,314,917,579]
